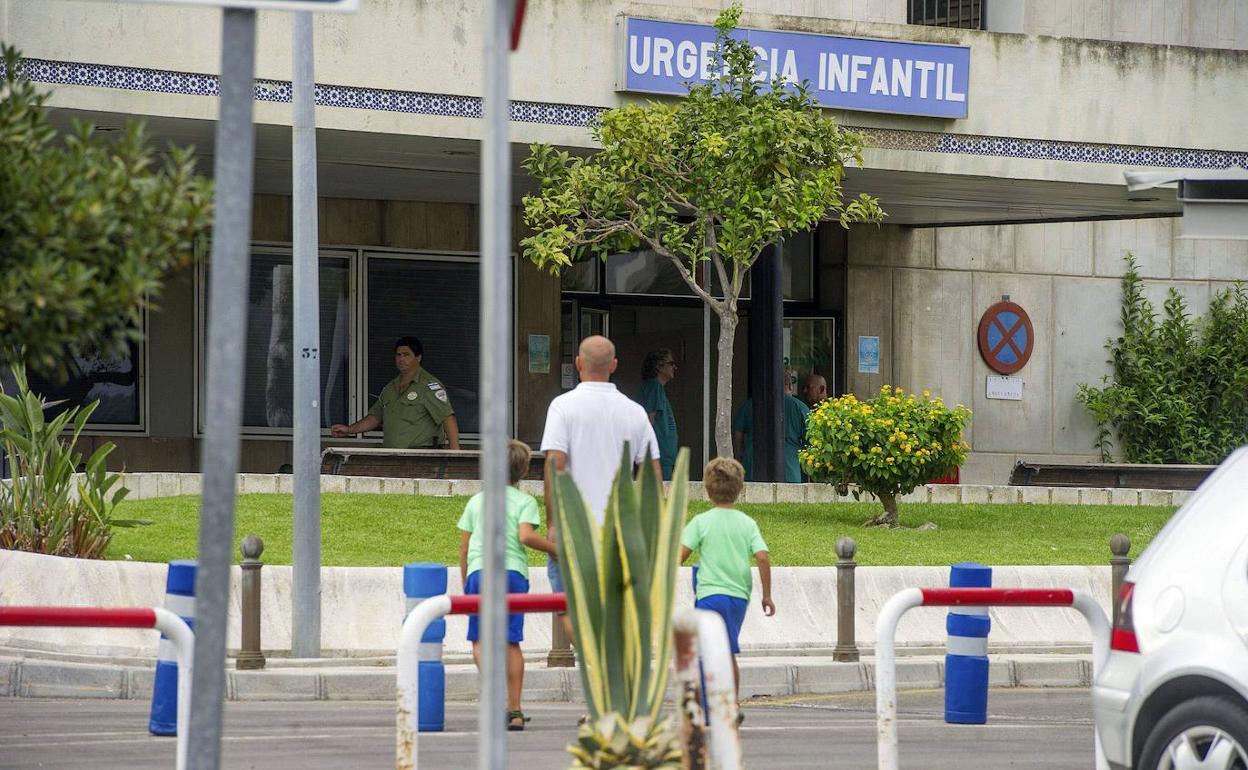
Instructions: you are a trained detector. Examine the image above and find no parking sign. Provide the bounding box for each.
[977,301,1034,374]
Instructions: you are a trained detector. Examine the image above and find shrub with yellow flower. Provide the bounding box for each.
[799,385,971,527]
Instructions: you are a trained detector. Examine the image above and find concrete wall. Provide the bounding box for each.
[845,219,1248,483]
[1006,0,1248,50]
[3,0,1244,185]
[0,549,1116,659]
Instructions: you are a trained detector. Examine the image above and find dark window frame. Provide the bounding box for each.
[908,0,986,30]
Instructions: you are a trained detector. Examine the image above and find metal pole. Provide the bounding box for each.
[291,10,322,659]
[748,242,784,482]
[188,9,256,769]
[703,272,711,469]
[479,0,512,766]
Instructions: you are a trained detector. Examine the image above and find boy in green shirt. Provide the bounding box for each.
[680,457,775,705]
[457,439,555,731]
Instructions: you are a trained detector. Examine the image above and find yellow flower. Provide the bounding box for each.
[885,456,895,463]
[922,389,931,398]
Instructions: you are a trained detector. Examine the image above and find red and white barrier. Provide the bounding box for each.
[0,606,194,770]
[874,588,1109,770]
[396,592,741,769]
[396,592,566,770]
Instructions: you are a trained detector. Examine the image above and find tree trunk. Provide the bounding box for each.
[866,493,899,528]
[713,310,738,458]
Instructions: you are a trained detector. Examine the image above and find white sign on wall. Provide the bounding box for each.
[986,375,1024,401]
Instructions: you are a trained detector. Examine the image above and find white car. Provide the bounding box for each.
[1093,447,1248,770]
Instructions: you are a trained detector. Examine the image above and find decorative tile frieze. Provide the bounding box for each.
[11,57,1246,171]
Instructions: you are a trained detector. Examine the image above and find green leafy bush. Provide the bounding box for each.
[0,364,128,558]
[0,46,211,376]
[1078,256,1248,463]
[801,386,971,527]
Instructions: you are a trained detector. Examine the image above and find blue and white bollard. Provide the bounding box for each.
[944,562,992,725]
[149,559,196,736]
[404,562,447,732]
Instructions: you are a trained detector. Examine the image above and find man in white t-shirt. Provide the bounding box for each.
[541,335,660,637]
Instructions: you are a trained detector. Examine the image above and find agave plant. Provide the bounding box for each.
[0,363,126,558]
[552,444,690,769]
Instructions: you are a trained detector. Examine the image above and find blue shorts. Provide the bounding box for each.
[695,594,749,654]
[465,570,529,644]
[546,559,564,596]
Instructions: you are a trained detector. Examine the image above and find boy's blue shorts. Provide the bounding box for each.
[465,569,529,643]
[695,594,749,654]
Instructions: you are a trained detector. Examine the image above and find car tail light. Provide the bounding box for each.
[1111,580,1140,653]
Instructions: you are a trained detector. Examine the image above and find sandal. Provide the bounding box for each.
[507,710,529,731]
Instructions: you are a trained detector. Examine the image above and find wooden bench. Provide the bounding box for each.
[320,447,546,480]
[1009,461,1215,490]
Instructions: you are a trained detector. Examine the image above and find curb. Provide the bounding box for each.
[99,471,1190,508]
[0,653,1091,702]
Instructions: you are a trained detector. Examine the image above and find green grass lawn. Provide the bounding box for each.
[106,493,1176,567]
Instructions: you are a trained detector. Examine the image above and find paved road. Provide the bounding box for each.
[0,688,1095,769]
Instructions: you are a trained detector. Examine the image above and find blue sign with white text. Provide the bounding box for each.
[620,17,970,119]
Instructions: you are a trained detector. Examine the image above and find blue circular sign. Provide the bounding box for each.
[977,301,1034,375]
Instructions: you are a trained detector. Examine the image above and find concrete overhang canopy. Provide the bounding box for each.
[1125,169,1248,240]
[51,107,1182,228]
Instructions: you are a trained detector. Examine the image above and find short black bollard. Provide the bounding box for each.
[834,536,859,662]
[237,534,266,670]
[1109,533,1131,627]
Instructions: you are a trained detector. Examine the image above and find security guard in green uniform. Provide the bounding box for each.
[331,336,460,449]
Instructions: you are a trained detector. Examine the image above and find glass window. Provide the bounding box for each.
[783,317,836,399]
[605,249,696,297]
[908,0,984,29]
[235,250,351,429]
[560,259,599,293]
[783,230,814,303]
[12,342,142,428]
[704,231,813,302]
[364,254,481,434]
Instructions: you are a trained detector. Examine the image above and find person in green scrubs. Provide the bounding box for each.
[638,348,678,479]
[330,336,460,449]
[731,373,810,483]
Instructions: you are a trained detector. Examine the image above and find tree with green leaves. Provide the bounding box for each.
[0,46,212,377]
[521,4,884,457]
